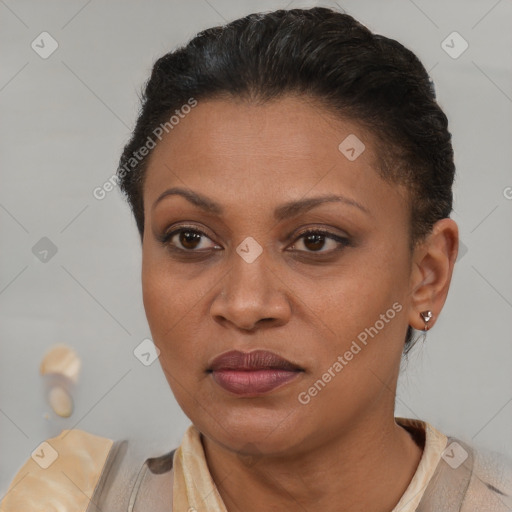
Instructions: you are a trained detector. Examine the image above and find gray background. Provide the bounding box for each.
[1,0,511,494]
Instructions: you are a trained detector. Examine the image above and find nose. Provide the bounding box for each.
[209,249,292,332]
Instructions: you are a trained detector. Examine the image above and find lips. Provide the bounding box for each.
[207,350,304,396]
[208,349,302,372]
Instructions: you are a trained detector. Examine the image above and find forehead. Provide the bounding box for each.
[142,96,403,218]
[147,95,372,164]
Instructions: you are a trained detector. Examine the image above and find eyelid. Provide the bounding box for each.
[292,225,349,239]
[285,223,350,243]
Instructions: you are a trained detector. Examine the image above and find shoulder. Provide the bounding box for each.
[465,441,512,510]
[419,436,512,512]
[0,429,176,512]
[0,429,116,511]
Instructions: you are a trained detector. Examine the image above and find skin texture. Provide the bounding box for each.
[141,95,459,512]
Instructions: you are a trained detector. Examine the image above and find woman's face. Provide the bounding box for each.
[141,95,417,455]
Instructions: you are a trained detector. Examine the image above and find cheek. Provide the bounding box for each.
[142,262,174,335]
[142,243,189,323]
[142,252,187,348]
[141,254,212,367]
[295,284,407,425]
[298,243,410,384]
[311,255,406,339]
[141,260,207,412]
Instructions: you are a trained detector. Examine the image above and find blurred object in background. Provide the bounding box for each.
[40,344,81,418]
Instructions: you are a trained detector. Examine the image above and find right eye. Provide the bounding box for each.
[160,225,222,253]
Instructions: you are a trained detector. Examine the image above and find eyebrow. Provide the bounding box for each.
[152,186,370,220]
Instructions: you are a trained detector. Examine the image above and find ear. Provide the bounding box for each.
[407,218,459,331]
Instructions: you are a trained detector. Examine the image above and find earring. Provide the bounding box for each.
[420,310,433,331]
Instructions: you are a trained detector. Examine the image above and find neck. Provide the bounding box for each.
[201,410,424,512]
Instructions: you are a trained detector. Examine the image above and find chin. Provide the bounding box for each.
[189,401,312,456]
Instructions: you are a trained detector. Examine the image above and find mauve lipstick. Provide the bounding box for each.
[207,349,304,396]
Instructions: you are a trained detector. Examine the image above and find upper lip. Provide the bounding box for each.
[208,349,303,372]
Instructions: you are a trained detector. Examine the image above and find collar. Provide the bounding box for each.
[172,417,448,511]
[391,417,448,511]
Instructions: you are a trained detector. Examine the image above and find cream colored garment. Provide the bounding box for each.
[0,429,113,512]
[171,416,447,512]
[172,426,227,511]
[5,417,507,511]
[392,417,448,511]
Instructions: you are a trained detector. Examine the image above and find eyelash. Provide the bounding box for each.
[159,225,350,256]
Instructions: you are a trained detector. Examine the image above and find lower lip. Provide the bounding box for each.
[211,369,302,396]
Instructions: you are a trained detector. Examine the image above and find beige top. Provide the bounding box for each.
[392,417,448,511]
[0,429,114,512]
[3,416,511,511]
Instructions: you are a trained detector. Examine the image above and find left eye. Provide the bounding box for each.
[289,230,349,253]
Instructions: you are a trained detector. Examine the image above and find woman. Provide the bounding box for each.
[2,6,511,512]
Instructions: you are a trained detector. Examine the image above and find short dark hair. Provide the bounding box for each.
[117,7,455,353]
